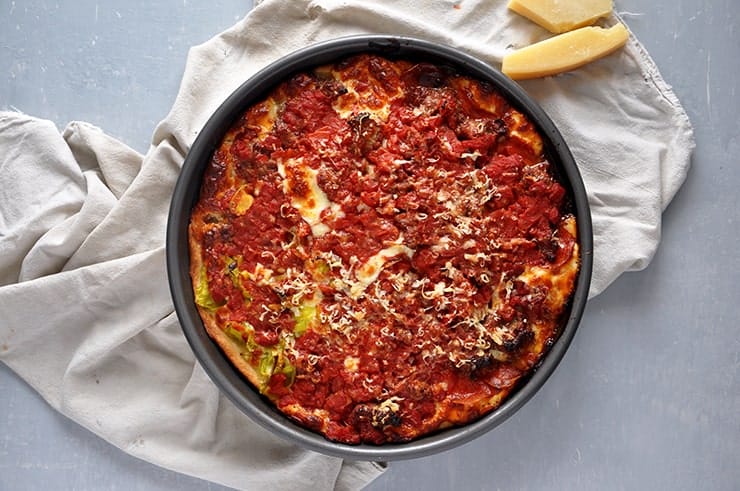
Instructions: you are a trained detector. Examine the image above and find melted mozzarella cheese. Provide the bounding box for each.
[351,243,415,298]
[518,217,580,310]
[256,98,279,139]
[332,78,403,122]
[508,111,544,155]
[344,356,360,372]
[277,158,343,236]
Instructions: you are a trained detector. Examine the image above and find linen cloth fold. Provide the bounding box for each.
[0,1,693,490]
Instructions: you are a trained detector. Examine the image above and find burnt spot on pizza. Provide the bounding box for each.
[347,404,378,440]
[347,401,404,434]
[538,238,559,263]
[203,213,222,224]
[348,112,382,156]
[374,409,402,428]
[318,78,348,99]
[456,354,500,381]
[402,61,456,89]
[501,327,534,353]
[218,226,232,242]
[471,353,494,372]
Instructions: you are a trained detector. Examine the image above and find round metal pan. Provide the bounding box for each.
[166,35,593,461]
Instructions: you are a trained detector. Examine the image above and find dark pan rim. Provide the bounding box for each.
[166,34,593,461]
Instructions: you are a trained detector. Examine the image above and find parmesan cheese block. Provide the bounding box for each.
[501,23,629,80]
[507,0,613,34]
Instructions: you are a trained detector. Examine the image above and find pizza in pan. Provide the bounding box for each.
[188,53,579,444]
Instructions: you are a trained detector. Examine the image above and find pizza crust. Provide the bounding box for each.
[188,221,266,391]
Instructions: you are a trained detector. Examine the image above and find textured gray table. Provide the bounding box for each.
[1,1,738,490]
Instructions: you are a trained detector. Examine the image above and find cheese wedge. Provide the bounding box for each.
[501,23,629,80]
[508,0,613,34]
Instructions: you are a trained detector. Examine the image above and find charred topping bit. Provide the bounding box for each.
[371,397,404,428]
[203,213,221,224]
[319,78,349,98]
[348,112,382,156]
[189,53,579,445]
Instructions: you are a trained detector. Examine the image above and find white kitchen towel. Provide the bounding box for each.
[0,1,693,490]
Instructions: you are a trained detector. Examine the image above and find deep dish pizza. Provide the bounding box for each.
[188,53,579,444]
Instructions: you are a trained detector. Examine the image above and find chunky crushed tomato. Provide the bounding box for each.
[191,54,578,445]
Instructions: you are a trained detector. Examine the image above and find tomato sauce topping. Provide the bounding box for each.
[190,54,578,444]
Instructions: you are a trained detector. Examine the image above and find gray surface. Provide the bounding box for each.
[1,1,738,490]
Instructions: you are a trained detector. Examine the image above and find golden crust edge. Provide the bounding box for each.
[188,220,270,396]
